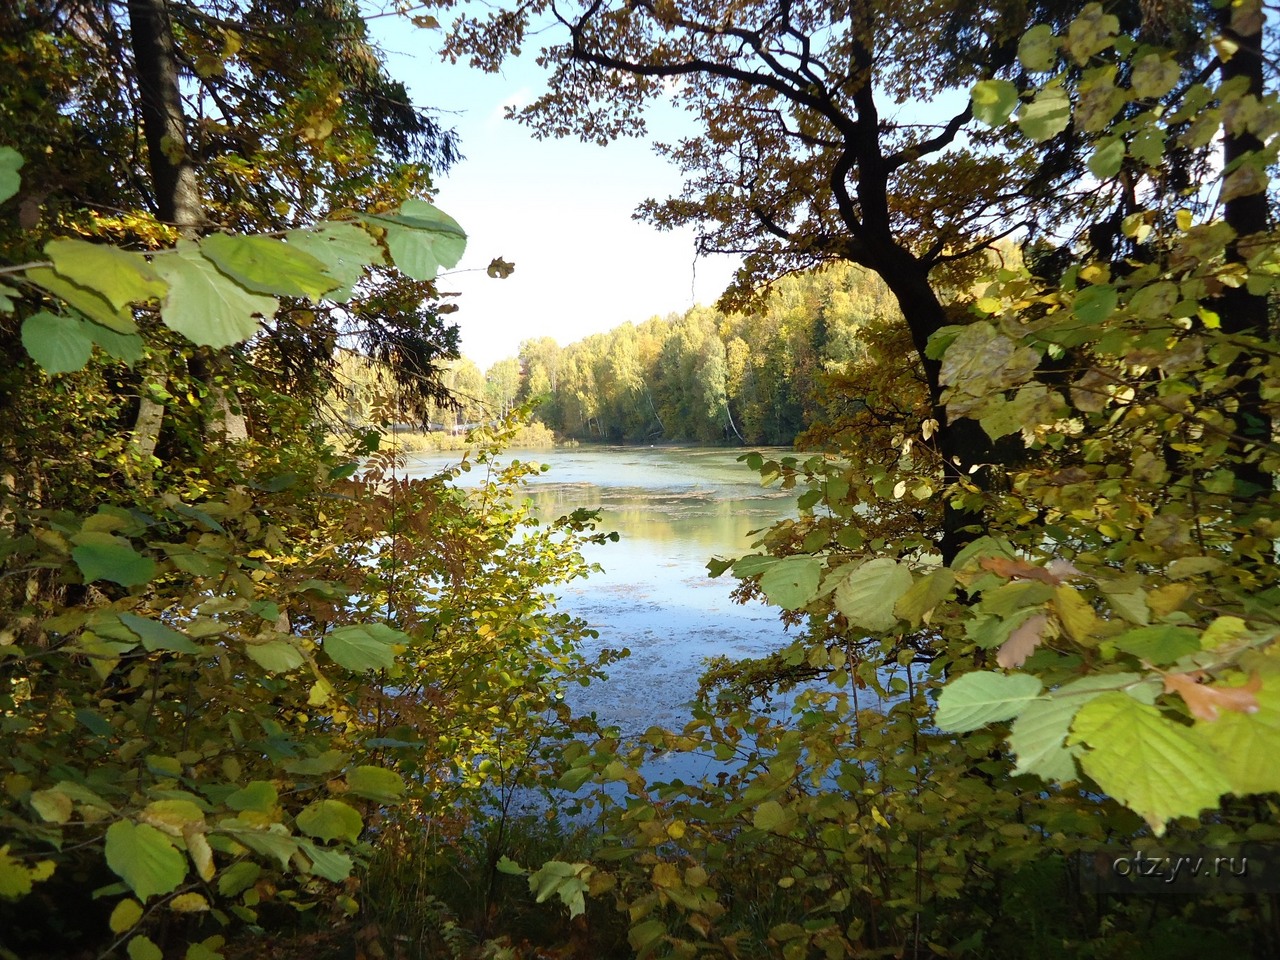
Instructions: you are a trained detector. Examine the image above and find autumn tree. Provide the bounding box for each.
[437,0,1208,557]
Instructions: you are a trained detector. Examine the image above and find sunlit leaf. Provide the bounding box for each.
[345,766,405,803]
[971,79,1019,127]
[0,146,22,204]
[104,821,186,901]
[936,671,1043,732]
[833,558,912,633]
[1070,693,1228,835]
[322,623,406,671]
[153,241,276,348]
[283,222,379,302]
[758,555,822,609]
[24,266,135,332]
[45,240,164,309]
[295,799,362,843]
[200,232,338,300]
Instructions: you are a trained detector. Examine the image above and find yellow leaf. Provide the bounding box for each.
[169,892,209,913]
[109,898,144,933]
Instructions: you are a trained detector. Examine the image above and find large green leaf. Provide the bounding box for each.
[225,781,278,813]
[153,242,277,348]
[1018,86,1071,141]
[117,613,200,654]
[104,821,187,901]
[366,200,466,282]
[345,766,406,803]
[21,311,94,373]
[244,639,305,673]
[758,556,822,609]
[1070,692,1229,835]
[24,266,135,332]
[295,799,362,843]
[45,240,165,309]
[71,532,156,587]
[833,558,913,633]
[323,623,407,671]
[298,841,354,882]
[935,671,1043,732]
[971,79,1019,127]
[284,222,380,302]
[199,232,338,300]
[0,146,22,204]
[1008,696,1084,782]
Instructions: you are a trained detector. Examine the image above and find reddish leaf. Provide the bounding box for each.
[1164,672,1262,721]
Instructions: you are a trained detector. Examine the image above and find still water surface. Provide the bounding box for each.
[405,445,799,737]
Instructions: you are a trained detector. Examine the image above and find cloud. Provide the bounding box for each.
[488,87,532,124]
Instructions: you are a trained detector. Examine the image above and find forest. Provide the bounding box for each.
[3,1,1280,959]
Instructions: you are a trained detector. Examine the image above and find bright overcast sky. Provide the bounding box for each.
[364,10,743,372]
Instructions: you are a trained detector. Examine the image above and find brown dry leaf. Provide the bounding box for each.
[1163,671,1262,721]
[998,613,1050,668]
[981,556,1077,584]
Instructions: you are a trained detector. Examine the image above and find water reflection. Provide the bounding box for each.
[406,445,799,737]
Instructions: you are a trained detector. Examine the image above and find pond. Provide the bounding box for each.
[405,445,801,738]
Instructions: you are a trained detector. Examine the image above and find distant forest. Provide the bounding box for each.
[395,263,930,446]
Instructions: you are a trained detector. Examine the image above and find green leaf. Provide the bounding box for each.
[1070,692,1228,835]
[758,556,822,610]
[322,623,407,671]
[118,613,199,654]
[216,861,260,897]
[104,821,187,901]
[295,799,362,843]
[753,799,795,834]
[366,200,466,282]
[894,568,955,626]
[226,781,278,813]
[24,266,135,332]
[1070,284,1117,324]
[153,242,277,348]
[219,822,297,868]
[936,671,1043,732]
[971,79,1020,126]
[71,533,155,587]
[557,766,594,792]
[244,639,305,673]
[199,233,338,300]
[0,146,22,205]
[284,222,380,302]
[731,554,777,577]
[21,311,94,373]
[1018,86,1071,141]
[86,319,145,366]
[1088,137,1125,179]
[45,240,165,309]
[1018,23,1059,71]
[298,841,353,882]
[345,766,405,803]
[1008,697,1083,782]
[834,558,913,633]
[628,918,667,955]
[1131,53,1180,99]
[1112,625,1199,665]
[127,936,164,960]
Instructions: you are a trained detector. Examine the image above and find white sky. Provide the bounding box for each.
[366,13,743,372]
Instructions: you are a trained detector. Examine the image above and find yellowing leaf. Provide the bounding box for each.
[345,766,406,803]
[834,558,912,632]
[45,240,164,309]
[24,266,135,332]
[1069,692,1229,834]
[109,898,144,933]
[169,892,209,913]
[1018,86,1071,141]
[971,79,1019,127]
[758,556,822,610]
